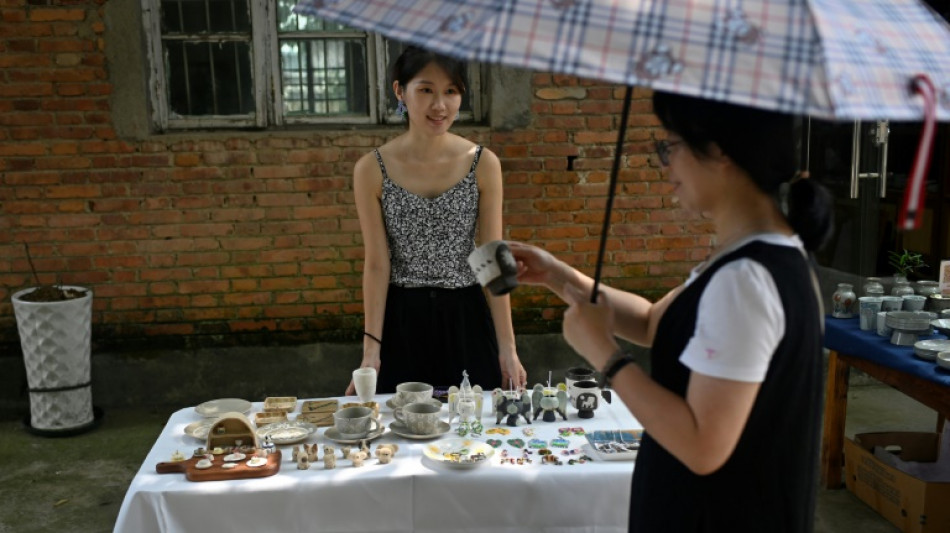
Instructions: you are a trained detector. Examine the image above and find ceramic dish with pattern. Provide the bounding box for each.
[183,418,216,441]
[423,439,493,469]
[194,398,252,417]
[583,429,643,461]
[255,421,318,445]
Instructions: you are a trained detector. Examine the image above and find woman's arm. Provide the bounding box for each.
[347,152,391,395]
[476,148,527,388]
[560,283,760,475]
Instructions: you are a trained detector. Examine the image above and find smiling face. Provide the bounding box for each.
[660,134,730,215]
[394,61,462,134]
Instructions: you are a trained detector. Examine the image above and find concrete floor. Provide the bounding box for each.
[0,381,939,533]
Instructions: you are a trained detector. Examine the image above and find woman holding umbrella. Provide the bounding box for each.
[509,92,833,531]
[347,46,527,395]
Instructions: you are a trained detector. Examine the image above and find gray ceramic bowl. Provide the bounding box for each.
[931,318,950,337]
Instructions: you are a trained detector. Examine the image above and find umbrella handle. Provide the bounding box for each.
[898,74,937,231]
[591,86,634,303]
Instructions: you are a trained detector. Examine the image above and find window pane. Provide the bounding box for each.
[280,38,368,117]
[162,0,249,34]
[166,41,253,116]
[276,0,354,32]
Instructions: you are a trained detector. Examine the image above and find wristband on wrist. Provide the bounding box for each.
[599,349,636,388]
[363,332,382,345]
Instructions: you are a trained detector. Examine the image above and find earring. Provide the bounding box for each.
[396,100,407,119]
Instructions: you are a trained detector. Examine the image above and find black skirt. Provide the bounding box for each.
[377,284,502,393]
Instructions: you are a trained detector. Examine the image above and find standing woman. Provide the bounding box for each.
[509,92,833,531]
[346,46,527,395]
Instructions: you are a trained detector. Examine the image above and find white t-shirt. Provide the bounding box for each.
[678,234,806,383]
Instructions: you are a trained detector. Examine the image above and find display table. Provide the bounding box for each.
[114,392,641,533]
[820,316,950,489]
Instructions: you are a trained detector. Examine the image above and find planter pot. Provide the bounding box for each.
[12,286,95,434]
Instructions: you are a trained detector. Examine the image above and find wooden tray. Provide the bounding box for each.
[156,450,282,482]
[301,399,338,413]
[263,396,297,413]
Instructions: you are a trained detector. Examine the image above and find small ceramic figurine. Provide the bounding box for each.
[306,443,318,463]
[292,445,302,462]
[297,452,310,470]
[170,450,186,462]
[376,446,395,464]
[351,450,368,467]
[262,435,275,454]
[531,384,568,422]
[323,452,337,470]
[323,445,334,458]
[492,387,533,426]
[341,445,352,459]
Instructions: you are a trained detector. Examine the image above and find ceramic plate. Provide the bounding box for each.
[323,426,386,444]
[423,438,493,469]
[183,418,216,441]
[195,398,252,417]
[385,397,442,410]
[389,420,451,440]
[256,421,318,445]
[583,429,643,461]
[937,352,950,370]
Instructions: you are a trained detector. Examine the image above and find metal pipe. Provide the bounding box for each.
[850,120,861,199]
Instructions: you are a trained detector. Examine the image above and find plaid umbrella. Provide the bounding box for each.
[293,0,950,291]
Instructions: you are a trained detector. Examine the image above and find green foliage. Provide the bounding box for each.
[887,249,928,277]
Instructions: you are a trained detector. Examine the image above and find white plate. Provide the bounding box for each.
[583,430,642,461]
[390,420,451,440]
[423,438,494,469]
[323,426,386,444]
[256,421,318,445]
[937,352,950,370]
[183,418,216,441]
[195,398,252,417]
[385,397,442,410]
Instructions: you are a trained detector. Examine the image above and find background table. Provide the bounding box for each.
[820,316,949,488]
[114,392,641,533]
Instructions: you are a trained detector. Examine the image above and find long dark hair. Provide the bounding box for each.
[391,46,468,95]
[652,91,833,251]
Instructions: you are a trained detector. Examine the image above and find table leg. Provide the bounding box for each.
[820,350,850,489]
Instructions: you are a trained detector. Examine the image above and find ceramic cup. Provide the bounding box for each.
[902,294,927,312]
[352,367,377,403]
[333,406,381,440]
[564,366,596,397]
[392,382,434,408]
[876,311,892,337]
[880,296,903,312]
[393,401,442,435]
[569,379,600,418]
[858,297,883,331]
[467,240,518,296]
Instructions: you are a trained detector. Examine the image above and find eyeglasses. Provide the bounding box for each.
[654,139,684,166]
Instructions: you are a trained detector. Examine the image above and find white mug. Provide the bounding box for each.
[467,241,518,296]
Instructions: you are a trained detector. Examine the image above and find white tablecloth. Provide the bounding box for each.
[114,393,640,533]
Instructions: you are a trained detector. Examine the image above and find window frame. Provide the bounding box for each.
[142,0,483,132]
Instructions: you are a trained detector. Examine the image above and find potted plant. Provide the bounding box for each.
[887,249,929,281]
[11,244,95,435]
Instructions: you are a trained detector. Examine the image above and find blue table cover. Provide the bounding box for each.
[824,315,950,388]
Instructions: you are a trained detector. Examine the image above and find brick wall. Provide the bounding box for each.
[0,0,713,351]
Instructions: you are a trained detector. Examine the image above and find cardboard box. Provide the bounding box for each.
[844,432,950,533]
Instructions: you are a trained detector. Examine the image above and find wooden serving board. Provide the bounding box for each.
[156,450,282,482]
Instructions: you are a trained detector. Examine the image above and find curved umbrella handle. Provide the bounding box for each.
[898,74,937,231]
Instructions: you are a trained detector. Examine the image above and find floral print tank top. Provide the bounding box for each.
[375,146,483,289]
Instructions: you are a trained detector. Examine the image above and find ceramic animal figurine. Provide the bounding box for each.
[531,383,568,422]
[341,445,352,459]
[351,450,368,467]
[306,443,318,462]
[292,444,302,462]
[376,446,395,464]
[297,452,310,470]
[492,387,533,426]
[323,452,337,470]
[323,445,334,458]
[376,443,399,457]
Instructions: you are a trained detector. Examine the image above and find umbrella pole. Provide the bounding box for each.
[591,86,634,303]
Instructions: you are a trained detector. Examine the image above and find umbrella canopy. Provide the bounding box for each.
[293,0,950,121]
[292,0,950,290]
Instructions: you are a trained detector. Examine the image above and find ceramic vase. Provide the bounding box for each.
[12,286,94,432]
[832,283,856,318]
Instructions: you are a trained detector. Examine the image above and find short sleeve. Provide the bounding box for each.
[679,259,785,383]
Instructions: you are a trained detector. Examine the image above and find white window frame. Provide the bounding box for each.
[142,0,482,132]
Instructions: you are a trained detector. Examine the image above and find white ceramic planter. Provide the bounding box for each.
[12,286,94,432]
